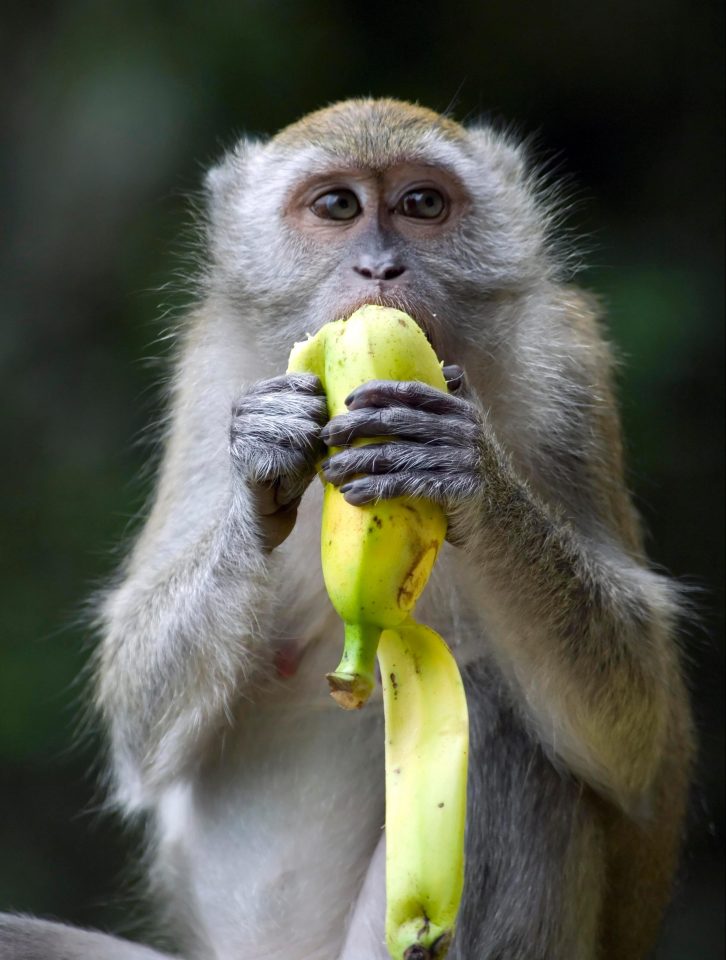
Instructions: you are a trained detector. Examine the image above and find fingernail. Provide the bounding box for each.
[320,458,330,470]
[443,364,463,380]
[344,389,358,406]
[340,482,354,493]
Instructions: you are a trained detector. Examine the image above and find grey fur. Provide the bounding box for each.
[231,373,328,506]
[9,99,692,959]
[0,916,174,960]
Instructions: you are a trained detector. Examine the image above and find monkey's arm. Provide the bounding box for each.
[0,915,176,959]
[321,379,680,818]
[96,321,326,812]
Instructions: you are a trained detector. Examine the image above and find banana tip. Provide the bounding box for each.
[326,671,373,710]
[400,929,453,960]
[403,949,430,960]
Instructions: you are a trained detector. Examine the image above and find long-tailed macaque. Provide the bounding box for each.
[0,99,694,960]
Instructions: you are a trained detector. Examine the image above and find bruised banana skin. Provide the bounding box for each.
[287,305,448,709]
[378,620,468,960]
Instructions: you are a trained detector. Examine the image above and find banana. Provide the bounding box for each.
[288,306,468,957]
[287,305,448,709]
[378,620,468,960]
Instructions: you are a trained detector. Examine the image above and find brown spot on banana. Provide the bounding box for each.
[397,541,440,611]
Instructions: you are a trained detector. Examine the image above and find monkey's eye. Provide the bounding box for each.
[396,189,446,219]
[311,190,361,221]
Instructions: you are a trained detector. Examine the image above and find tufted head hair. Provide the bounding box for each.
[272,98,466,169]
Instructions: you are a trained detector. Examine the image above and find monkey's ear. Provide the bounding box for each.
[465,126,528,185]
[204,137,265,208]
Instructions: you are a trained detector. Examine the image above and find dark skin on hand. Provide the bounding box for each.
[256,362,465,549]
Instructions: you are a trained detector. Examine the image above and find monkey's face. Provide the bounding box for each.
[204,100,556,360]
[279,160,471,351]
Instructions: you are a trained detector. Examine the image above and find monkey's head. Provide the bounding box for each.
[203,98,559,360]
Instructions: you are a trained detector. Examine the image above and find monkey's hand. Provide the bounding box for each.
[320,367,484,544]
[231,373,328,549]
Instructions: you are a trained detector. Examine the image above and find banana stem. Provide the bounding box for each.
[326,622,380,710]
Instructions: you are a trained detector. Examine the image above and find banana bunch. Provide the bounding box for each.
[287,305,468,959]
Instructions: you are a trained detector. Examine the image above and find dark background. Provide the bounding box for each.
[1,1,723,956]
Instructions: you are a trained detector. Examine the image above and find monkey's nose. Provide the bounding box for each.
[353,258,406,282]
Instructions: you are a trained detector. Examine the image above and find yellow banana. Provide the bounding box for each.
[288,305,468,959]
[287,305,448,709]
[378,620,468,959]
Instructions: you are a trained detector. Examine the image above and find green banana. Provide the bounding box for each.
[287,305,448,709]
[378,620,468,959]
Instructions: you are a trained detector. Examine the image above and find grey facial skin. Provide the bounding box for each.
[0,99,694,960]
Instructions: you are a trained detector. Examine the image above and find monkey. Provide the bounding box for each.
[0,98,694,960]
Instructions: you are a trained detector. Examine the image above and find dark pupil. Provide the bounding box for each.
[403,190,443,218]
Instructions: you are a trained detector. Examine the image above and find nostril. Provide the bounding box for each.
[382,265,405,281]
[354,266,374,279]
[353,263,406,281]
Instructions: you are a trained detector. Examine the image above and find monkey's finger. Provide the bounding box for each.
[322,406,480,447]
[235,445,313,486]
[274,480,304,509]
[322,442,477,484]
[248,482,280,517]
[345,380,472,416]
[249,483,302,516]
[255,498,300,551]
[250,373,324,396]
[232,412,324,455]
[235,389,328,419]
[339,469,477,506]
[443,364,465,392]
[234,400,329,433]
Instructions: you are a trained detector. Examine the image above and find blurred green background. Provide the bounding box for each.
[1,1,723,956]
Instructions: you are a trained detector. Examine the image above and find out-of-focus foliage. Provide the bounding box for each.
[0,1,723,955]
